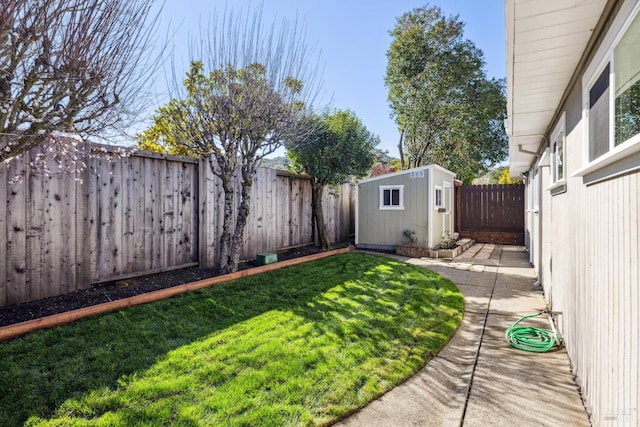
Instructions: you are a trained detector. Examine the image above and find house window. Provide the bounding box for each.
[553,133,564,182]
[577,3,640,178]
[434,186,443,209]
[614,11,640,146]
[379,185,403,210]
[588,63,610,161]
[532,168,539,211]
[550,113,566,186]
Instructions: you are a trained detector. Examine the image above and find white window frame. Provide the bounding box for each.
[575,0,640,179]
[532,168,539,212]
[379,185,404,210]
[547,113,566,191]
[434,185,443,209]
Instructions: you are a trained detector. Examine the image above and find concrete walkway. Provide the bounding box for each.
[336,244,590,427]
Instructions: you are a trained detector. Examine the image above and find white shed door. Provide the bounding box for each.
[443,181,452,236]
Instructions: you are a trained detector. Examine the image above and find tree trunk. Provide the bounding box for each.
[214,158,235,274]
[311,182,331,251]
[397,127,405,170]
[225,166,254,273]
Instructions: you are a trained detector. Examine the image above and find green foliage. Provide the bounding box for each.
[439,231,457,249]
[373,148,394,164]
[288,109,379,186]
[487,166,507,184]
[385,5,508,183]
[258,156,289,170]
[136,61,303,160]
[288,109,378,250]
[390,158,402,171]
[0,253,463,426]
[135,112,196,156]
[497,168,523,184]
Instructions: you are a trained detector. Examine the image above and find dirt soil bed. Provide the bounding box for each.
[0,244,347,328]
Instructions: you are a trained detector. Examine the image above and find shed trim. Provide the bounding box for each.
[359,164,455,184]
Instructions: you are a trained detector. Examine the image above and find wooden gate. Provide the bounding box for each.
[455,184,525,245]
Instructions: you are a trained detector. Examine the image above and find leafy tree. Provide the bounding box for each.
[497,168,523,184]
[0,0,160,169]
[370,148,400,177]
[370,162,398,177]
[288,110,378,250]
[136,113,195,157]
[385,5,507,183]
[488,166,507,184]
[373,148,393,164]
[139,7,320,274]
[486,166,522,184]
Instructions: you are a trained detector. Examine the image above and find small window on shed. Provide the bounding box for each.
[379,185,404,210]
[434,186,443,209]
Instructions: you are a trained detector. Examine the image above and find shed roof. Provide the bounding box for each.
[358,164,455,184]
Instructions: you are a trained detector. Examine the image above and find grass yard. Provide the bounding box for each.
[0,252,464,426]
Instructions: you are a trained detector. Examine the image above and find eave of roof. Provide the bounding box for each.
[506,0,608,177]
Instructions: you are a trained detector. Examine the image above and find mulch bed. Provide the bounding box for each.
[0,244,345,328]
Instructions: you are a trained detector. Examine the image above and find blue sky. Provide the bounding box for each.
[153,1,506,157]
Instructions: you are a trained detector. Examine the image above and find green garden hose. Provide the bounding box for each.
[505,312,561,353]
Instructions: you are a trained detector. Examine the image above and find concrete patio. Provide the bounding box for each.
[336,244,590,427]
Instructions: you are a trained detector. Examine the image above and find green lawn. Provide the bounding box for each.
[0,252,464,426]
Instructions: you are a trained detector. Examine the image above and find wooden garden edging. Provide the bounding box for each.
[0,246,354,342]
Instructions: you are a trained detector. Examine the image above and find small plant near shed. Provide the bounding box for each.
[402,229,418,245]
[440,231,457,249]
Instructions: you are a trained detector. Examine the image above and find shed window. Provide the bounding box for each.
[379,185,403,210]
[434,186,443,209]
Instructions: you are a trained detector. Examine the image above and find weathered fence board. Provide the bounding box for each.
[0,163,6,307]
[1,146,355,306]
[198,164,352,266]
[7,160,27,305]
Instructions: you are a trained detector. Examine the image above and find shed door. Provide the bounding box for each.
[443,181,452,236]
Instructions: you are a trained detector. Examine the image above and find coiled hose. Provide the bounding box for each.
[505,312,560,353]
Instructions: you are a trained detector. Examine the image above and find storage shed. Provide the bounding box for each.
[356,165,456,251]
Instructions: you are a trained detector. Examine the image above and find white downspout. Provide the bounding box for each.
[428,167,433,248]
[354,183,359,246]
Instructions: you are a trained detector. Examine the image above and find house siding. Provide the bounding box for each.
[357,172,430,248]
[524,1,640,424]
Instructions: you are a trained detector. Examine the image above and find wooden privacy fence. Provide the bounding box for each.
[0,146,354,307]
[455,184,525,245]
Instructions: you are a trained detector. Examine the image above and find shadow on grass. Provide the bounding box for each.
[0,253,463,426]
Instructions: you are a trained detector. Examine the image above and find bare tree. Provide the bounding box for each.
[0,0,161,169]
[142,5,323,273]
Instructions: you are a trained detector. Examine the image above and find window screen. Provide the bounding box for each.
[382,189,400,206]
[553,132,564,183]
[589,63,610,161]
